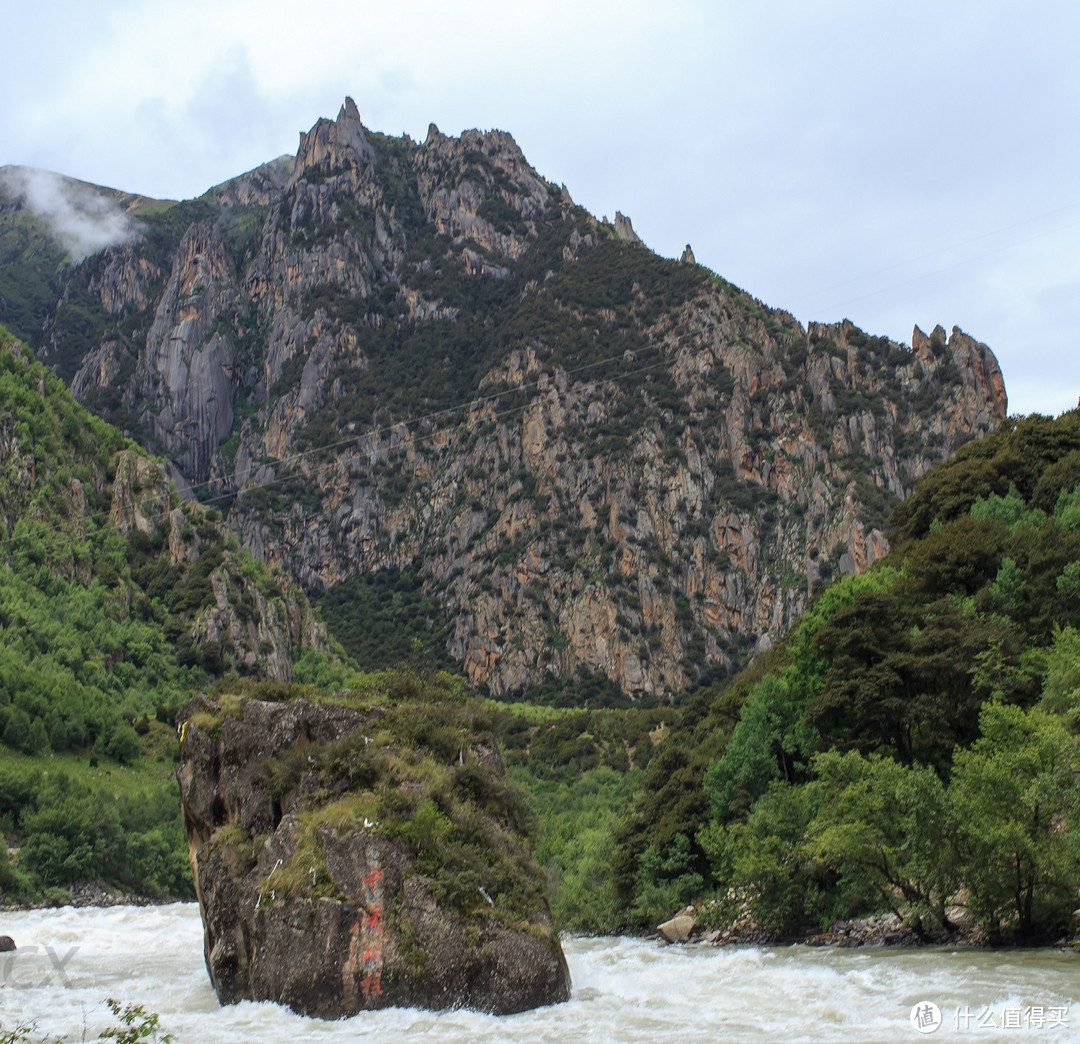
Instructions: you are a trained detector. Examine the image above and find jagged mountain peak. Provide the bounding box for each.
[290,94,377,185]
[339,94,363,125]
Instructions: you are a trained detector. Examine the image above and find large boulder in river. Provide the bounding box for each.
[176,680,570,1016]
[658,907,695,943]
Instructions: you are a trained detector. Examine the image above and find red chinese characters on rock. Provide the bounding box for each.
[359,854,384,1003]
[341,849,386,1008]
[361,972,382,1000]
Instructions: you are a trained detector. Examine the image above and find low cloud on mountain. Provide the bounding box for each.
[0,166,138,260]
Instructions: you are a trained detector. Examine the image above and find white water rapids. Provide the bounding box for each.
[0,904,1076,1042]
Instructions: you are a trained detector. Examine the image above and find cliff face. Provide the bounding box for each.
[15,100,1008,697]
[177,687,571,1016]
[107,447,327,682]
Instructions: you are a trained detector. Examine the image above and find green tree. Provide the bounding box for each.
[808,750,958,936]
[809,593,1010,765]
[1030,452,1080,511]
[612,743,709,917]
[902,514,1005,598]
[25,716,49,755]
[951,703,1080,938]
[969,486,1044,531]
[806,590,911,755]
[0,838,22,894]
[703,673,816,821]
[631,832,704,925]
[104,723,140,765]
[698,781,854,934]
[1040,626,1080,725]
[3,707,30,751]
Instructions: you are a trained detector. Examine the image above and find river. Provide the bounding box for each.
[0,905,1076,1042]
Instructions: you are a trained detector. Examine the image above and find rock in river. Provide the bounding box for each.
[176,684,570,1017]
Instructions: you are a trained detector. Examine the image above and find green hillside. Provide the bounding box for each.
[0,197,70,349]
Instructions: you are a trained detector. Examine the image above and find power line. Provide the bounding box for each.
[187,339,672,505]
[201,353,675,512]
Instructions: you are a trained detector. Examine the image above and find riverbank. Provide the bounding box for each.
[1,879,188,911]
[656,902,1080,951]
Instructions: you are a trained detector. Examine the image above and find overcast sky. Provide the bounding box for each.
[4,0,1078,416]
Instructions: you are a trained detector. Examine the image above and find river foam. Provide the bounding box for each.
[1,905,1076,1042]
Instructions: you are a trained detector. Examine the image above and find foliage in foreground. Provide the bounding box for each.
[0,1000,171,1044]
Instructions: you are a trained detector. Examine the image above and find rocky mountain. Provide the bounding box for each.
[0,99,1008,698]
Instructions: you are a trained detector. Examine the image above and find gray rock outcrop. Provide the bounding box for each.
[613,210,641,243]
[658,907,696,943]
